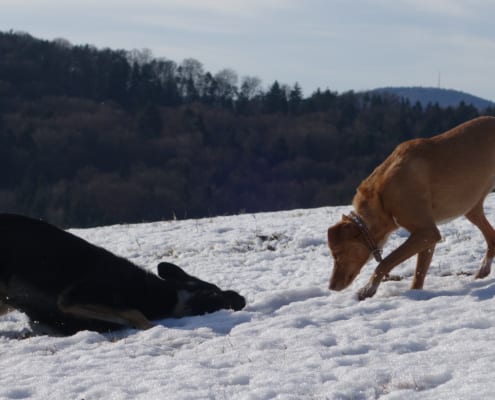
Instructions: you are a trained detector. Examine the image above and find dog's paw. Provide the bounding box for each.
[357,283,377,301]
[474,266,491,280]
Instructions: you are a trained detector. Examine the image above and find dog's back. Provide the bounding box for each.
[0,214,141,290]
[359,116,495,223]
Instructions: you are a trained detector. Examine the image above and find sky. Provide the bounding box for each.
[1,0,495,100]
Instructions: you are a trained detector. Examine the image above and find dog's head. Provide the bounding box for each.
[327,216,372,291]
[157,262,246,316]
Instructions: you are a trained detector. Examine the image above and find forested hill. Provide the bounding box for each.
[373,87,494,110]
[1,30,494,227]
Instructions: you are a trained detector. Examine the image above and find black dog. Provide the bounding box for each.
[0,214,245,335]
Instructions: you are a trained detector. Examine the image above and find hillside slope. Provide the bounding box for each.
[2,197,495,399]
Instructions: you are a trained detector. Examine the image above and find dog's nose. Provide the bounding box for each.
[223,290,246,310]
[329,272,355,291]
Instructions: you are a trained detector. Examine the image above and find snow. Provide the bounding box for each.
[3,195,495,399]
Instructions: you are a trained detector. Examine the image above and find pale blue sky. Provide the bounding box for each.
[2,0,495,100]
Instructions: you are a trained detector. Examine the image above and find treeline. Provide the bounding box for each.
[1,30,494,227]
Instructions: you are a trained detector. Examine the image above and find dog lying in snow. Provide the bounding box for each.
[0,214,245,335]
[327,116,495,300]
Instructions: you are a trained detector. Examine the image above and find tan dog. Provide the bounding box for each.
[327,116,495,300]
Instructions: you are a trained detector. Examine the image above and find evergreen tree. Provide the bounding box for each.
[264,81,288,113]
[288,83,303,114]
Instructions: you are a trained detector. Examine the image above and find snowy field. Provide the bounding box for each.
[3,195,495,399]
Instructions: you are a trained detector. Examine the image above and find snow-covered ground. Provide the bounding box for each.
[3,195,495,399]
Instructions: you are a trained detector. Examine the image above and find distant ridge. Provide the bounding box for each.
[371,86,494,110]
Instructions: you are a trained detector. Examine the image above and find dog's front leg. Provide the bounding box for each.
[58,284,154,330]
[58,299,154,330]
[358,227,441,300]
[411,246,436,289]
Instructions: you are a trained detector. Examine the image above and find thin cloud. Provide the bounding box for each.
[378,0,491,18]
[0,0,299,18]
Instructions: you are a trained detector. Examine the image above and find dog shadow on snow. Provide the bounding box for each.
[0,310,252,340]
[402,276,495,302]
[154,310,251,334]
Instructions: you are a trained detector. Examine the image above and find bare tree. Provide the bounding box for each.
[127,48,154,66]
[239,76,262,100]
[214,68,239,101]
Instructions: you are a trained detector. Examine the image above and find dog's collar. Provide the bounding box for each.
[344,211,383,262]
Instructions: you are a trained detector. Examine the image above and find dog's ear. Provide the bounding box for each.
[327,221,359,245]
[157,262,190,281]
